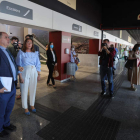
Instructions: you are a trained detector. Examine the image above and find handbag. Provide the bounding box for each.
[125,59,135,69]
[75,58,79,65]
[52,66,59,78]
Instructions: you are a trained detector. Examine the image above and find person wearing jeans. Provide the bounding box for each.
[98,39,116,97]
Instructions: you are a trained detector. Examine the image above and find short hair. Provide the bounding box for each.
[11,36,18,41]
[25,34,33,39]
[103,39,110,42]
[110,44,115,48]
[0,32,5,38]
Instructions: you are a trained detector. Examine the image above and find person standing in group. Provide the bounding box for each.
[16,38,41,115]
[46,42,57,88]
[123,48,128,62]
[98,39,116,98]
[7,36,19,59]
[25,34,40,59]
[128,44,140,91]
[71,45,78,80]
[0,32,17,137]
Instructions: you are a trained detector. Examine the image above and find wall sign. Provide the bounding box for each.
[58,0,76,10]
[72,24,82,32]
[62,36,71,43]
[0,1,33,20]
[138,14,140,20]
[94,31,99,37]
[103,34,106,38]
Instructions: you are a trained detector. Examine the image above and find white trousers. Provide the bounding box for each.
[20,65,38,109]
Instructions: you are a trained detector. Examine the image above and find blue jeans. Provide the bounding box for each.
[100,66,114,94]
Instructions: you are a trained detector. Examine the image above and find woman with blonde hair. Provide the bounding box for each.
[16,38,41,115]
[128,44,140,91]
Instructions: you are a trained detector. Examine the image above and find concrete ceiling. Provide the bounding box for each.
[127,30,140,43]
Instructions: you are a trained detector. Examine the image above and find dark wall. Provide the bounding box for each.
[29,0,102,29]
[101,1,140,29]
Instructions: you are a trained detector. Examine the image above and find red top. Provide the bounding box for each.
[98,48,116,67]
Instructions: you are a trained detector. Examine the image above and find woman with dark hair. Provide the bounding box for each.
[128,44,140,91]
[46,42,57,88]
[16,38,41,115]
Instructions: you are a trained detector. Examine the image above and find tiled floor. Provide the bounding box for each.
[1,60,140,140]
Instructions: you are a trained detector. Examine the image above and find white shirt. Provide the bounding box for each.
[124,51,128,56]
[51,51,55,62]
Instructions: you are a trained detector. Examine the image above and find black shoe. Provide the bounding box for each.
[0,130,9,137]
[101,91,106,95]
[3,124,16,131]
[110,94,114,98]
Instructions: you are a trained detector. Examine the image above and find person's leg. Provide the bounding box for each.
[100,66,107,94]
[50,65,55,85]
[47,64,51,85]
[29,67,38,110]
[4,83,16,127]
[0,94,9,132]
[20,68,30,112]
[107,67,114,95]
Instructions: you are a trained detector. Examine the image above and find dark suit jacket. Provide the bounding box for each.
[46,50,57,65]
[34,44,40,59]
[0,48,17,93]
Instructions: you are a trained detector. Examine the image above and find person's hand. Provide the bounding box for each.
[55,63,57,66]
[37,75,41,81]
[103,46,107,50]
[19,77,24,83]
[0,87,8,93]
[18,67,24,72]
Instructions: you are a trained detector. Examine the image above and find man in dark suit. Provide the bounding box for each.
[0,32,17,137]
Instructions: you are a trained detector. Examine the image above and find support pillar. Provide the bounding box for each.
[89,39,101,54]
[24,28,32,40]
[49,31,71,81]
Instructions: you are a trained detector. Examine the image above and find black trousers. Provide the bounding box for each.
[124,56,128,62]
[47,64,55,85]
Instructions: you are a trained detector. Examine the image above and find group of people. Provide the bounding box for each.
[99,39,140,98]
[0,31,79,138]
[0,32,41,137]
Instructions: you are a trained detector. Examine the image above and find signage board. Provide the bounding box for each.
[0,1,33,20]
[103,34,106,38]
[72,24,82,32]
[62,35,71,43]
[94,31,99,37]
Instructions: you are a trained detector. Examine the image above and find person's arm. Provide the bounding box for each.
[16,50,24,83]
[0,57,8,93]
[35,51,41,81]
[54,50,57,66]
[98,47,103,56]
[108,48,116,59]
[47,50,54,64]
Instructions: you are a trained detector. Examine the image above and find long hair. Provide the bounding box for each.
[48,42,53,50]
[132,44,140,52]
[22,38,35,52]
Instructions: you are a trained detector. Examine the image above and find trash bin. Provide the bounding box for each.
[66,62,76,75]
